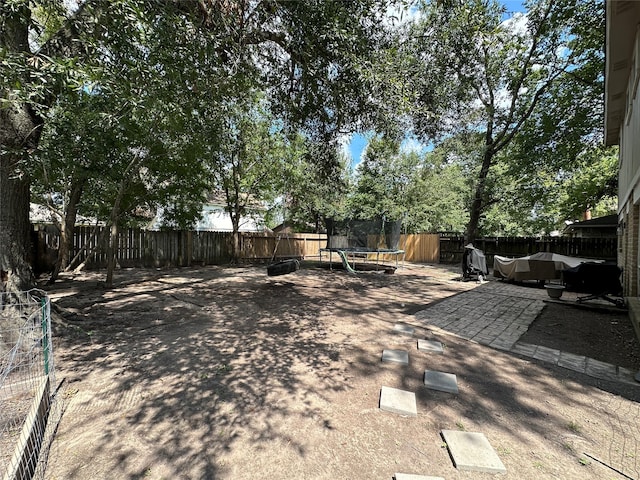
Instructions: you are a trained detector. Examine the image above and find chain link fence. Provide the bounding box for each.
[1,290,59,480]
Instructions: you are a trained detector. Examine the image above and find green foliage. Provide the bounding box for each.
[22,0,394,238]
[31,2,217,230]
[260,0,394,138]
[417,137,476,233]
[209,94,291,232]
[350,136,407,221]
[399,0,611,239]
[347,135,471,234]
[560,148,618,221]
[2,0,617,280]
[499,0,615,232]
[280,138,352,232]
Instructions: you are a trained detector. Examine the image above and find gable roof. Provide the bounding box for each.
[564,214,617,231]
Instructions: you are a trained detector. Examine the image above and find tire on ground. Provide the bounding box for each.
[267,259,300,276]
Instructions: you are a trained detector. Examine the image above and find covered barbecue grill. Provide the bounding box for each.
[493,252,603,283]
[562,262,624,307]
[462,244,488,281]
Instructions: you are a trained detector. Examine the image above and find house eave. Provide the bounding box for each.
[605,1,640,146]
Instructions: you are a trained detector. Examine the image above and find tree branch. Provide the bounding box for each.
[492,0,556,148]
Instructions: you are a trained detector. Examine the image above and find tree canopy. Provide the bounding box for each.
[0,0,615,290]
[1,0,394,288]
[402,0,611,240]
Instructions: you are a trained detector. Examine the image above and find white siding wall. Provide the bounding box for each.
[619,29,640,212]
[616,28,640,296]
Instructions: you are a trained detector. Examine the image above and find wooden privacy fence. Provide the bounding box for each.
[439,236,619,266]
[33,226,619,272]
[400,234,440,263]
[241,233,328,262]
[362,233,440,263]
[31,226,442,272]
[32,226,235,270]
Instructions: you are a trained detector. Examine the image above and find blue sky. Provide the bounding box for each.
[347,134,369,168]
[501,0,527,14]
[346,0,526,167]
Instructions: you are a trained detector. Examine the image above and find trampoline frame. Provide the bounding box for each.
[319,247,405,272]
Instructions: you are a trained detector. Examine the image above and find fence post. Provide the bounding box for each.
[41,297,49,375]
[187,231,193,266]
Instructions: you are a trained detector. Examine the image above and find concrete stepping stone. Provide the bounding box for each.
[382,349,409,365]
[379,386,417,417]
[395,474,444,480]
[417,339,444,354]
[423,370,459,394]
[393,323,415,336]
[440,430,506,473]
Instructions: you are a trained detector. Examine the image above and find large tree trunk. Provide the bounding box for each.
[104,157,138,288]
[229,212,241,262]
[0,151,36,292]
[0,5,39,292]
[105,222,119,288]
[224,176,244,262]
[465,147,494,245]
[49,179,85,283]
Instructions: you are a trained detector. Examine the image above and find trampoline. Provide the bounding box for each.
[320,217,405,273]
[319,247,405,273]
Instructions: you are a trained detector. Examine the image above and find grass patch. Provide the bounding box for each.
[567,420,581,433]
[578,457,591,466]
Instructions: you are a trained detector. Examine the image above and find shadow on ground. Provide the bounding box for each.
[42,265,640,480]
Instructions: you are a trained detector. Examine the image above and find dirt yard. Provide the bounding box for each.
[41,263,640,480]
[522,300,640,370]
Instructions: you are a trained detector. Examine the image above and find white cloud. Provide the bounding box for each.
[383,2,422,27]
[501,11,528,36]
[338,133,352,158]
[400,137,428,155]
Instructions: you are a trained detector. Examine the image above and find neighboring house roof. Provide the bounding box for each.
[205,191,267,211]
[196,192,267,231]
[195,209,265,232]
[148,193,268,232]
[30,203,98,225]
[563,214,618,235]
[205,191,230,207]
[30,203,60,224]
[272,223,294,234]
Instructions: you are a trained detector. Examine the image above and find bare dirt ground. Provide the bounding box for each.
[522,300,640,370]
[41,263,640,480]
